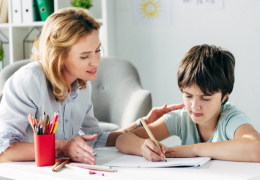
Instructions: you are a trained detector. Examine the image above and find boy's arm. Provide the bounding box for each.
[116,116,170,156]
[166,124,260,162]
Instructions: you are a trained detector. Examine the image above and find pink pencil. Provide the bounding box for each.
[77,166,104,176]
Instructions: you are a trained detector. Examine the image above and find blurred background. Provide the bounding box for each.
[0,0,260,146]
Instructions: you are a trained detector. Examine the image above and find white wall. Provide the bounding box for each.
[106,0,260,146]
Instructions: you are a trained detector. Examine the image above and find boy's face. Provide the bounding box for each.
[182,84,227,126]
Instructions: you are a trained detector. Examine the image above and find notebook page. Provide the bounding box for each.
[104,155,211,168]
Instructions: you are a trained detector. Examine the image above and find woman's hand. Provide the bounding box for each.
[144,104,185,124]
[141,139,168,162]
[60,134,97,164]
[165,144,197,158]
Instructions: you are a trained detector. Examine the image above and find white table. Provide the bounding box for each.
[0,147,260,180]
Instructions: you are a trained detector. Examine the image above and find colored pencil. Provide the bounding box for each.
[52,120,59,134]
[28,111,59,135]
[69,163,112,170]
[44,110,47,134]
[65,164,94,175]
[27,114,34,132]
[77,166,104,176]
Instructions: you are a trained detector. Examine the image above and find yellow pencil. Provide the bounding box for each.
[140,118,166,162]
[52,122,59,134]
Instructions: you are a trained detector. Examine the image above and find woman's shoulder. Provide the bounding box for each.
[7,61,46,88]
[17,61,44,77]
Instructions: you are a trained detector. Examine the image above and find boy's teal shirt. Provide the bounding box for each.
[164,103,251,145]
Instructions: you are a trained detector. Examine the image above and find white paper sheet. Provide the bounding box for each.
[104,155,211,168]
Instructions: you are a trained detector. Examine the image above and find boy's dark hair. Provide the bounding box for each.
[178,44,235,104]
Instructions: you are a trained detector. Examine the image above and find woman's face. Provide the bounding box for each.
[182,84,228,127]
[62,30,101,84]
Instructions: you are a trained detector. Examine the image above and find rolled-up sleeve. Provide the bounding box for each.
[80,103,110,148]
[0,67,42,154]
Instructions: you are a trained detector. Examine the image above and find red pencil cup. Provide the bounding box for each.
[34,134,55,167]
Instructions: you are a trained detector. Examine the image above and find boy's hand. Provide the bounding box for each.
[144,103,185,124]
[141,139,168,162]
[165,144,197,158]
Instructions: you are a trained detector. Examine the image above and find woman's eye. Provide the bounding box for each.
[80,56,88,59]
[185,96,192,98]
[96,49,101,53]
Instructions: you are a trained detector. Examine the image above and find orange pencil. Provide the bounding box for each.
[27,114,34,132]
[50,114,58,134]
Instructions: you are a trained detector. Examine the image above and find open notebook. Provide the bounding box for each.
[104,155,211,168]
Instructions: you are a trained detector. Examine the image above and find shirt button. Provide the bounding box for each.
[99,85,104,90]
[65,119,68,123]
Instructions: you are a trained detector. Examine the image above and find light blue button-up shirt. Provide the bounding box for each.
[0,61,110,154]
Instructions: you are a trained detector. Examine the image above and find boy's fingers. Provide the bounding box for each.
[144,146,164,162]
[145,139,163,156]
[158,142,167,154]
[165,152,175,158]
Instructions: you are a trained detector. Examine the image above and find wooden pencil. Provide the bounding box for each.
[140,118,167,162]
[53,159,70,172]
[52,159,62,171]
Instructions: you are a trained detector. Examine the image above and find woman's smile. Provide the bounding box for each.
[86,68,97,75]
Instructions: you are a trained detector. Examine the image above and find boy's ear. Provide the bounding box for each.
[222,93,229,102]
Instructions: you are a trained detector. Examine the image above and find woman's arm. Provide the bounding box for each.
[0,142,34,163]
[166,124,260,162]
[0,135,98,164]
[107,103,184,147]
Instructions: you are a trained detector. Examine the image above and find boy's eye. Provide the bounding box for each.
[185,96,192,98]
[203,98,210,101]
[80,56,88,59]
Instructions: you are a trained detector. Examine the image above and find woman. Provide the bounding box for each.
[0,7,183,164]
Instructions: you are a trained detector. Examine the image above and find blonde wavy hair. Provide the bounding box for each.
[32,7,100,103]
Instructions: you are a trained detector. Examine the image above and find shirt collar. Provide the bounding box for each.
[70,80,78,99]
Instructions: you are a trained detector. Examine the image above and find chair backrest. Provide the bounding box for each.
[91,57,149,127]
[0,59,31,102]
[0,58,151,127]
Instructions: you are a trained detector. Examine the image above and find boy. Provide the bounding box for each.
[116,44,260,162]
